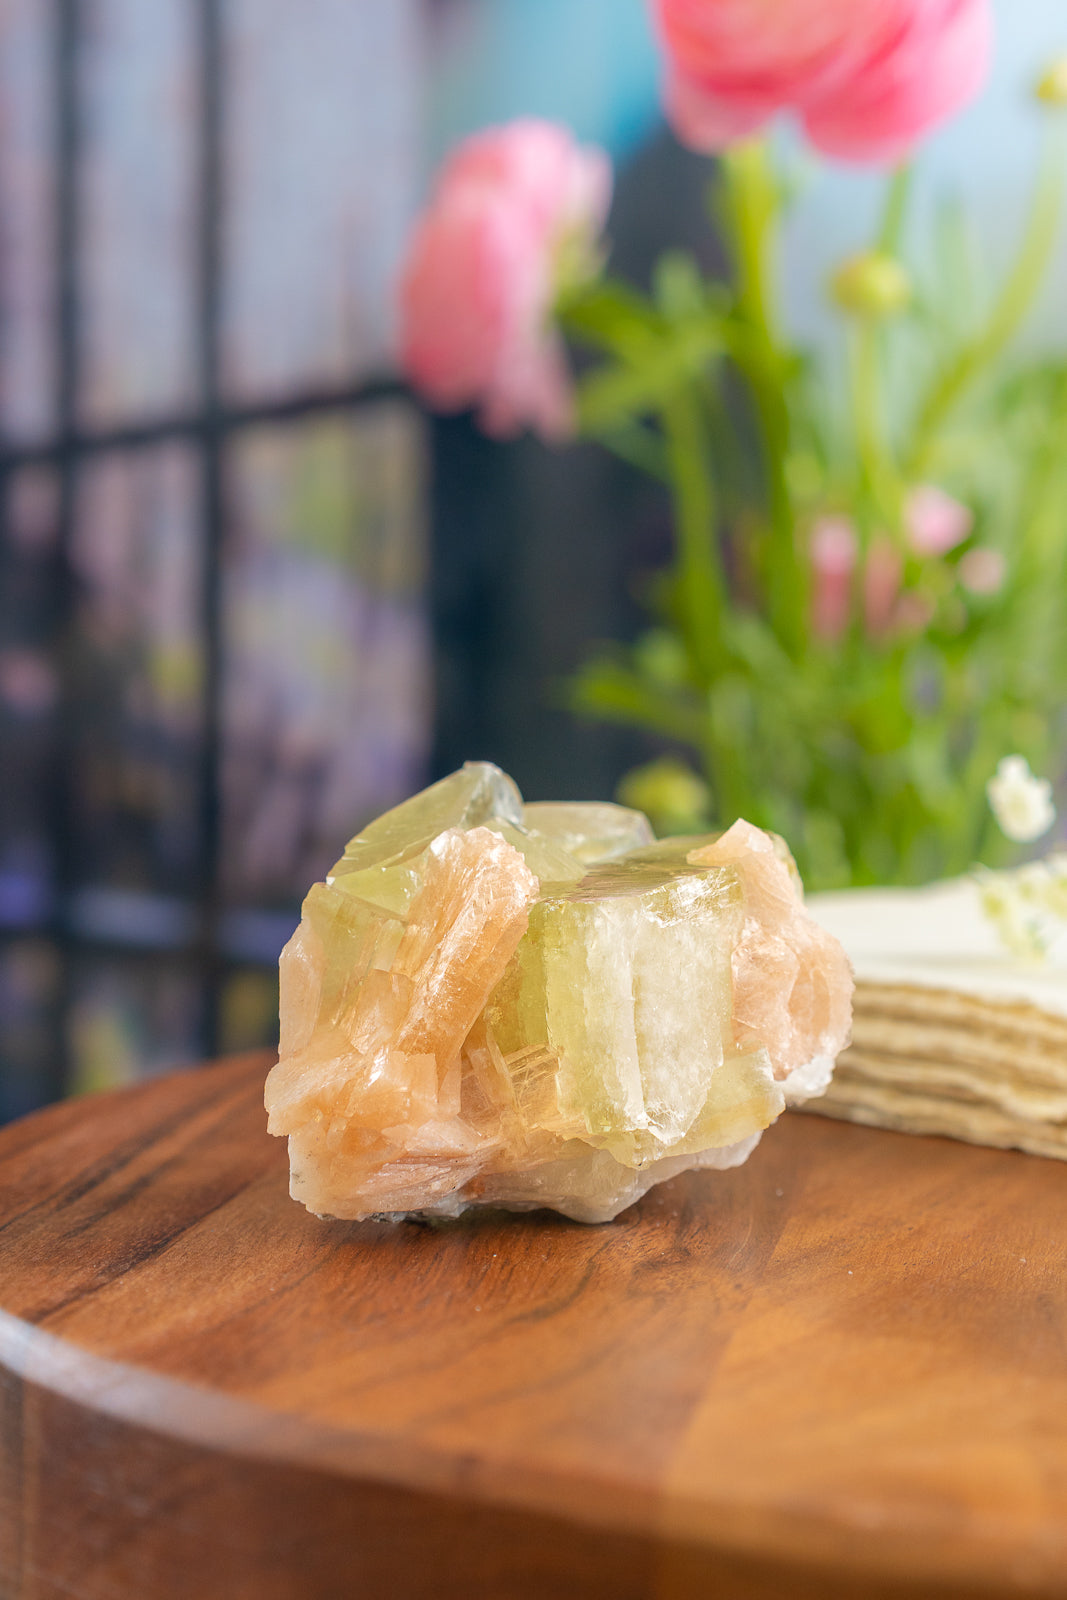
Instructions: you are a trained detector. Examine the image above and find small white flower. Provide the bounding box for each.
[987,755,1056,843]
[1015,862,1049,900]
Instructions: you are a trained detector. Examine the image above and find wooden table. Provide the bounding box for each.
[1,1050,1065,1600]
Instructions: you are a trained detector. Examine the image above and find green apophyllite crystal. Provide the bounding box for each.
[265,762,853,1222]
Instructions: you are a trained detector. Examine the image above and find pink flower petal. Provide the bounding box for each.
[662,68,779,151]
[653,0,992,162]
[802,0,993,163]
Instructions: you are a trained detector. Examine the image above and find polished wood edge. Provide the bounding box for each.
[0,1303,650,1539]
[4,1302,1030,1597]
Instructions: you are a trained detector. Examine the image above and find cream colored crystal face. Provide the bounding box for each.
[265,762,853,1223]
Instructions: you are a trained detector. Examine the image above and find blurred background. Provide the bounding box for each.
[0,0,1062,1121]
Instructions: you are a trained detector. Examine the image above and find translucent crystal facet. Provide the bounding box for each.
[266,763,853,1222]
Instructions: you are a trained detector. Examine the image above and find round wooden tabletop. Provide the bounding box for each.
[1,1050,1065,1600]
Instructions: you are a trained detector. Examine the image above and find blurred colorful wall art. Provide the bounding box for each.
[0,0,428,1115]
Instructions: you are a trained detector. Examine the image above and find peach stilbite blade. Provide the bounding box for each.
[266,764,853,1223]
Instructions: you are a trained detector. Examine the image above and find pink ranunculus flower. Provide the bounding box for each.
[810,515,858,641]
[652,0,993,164]
[399,120,612,443]
[863,536,904,637]
[906,484,974,556]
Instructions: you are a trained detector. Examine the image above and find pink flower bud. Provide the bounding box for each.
[399,120,612,443]
[906,484,974,556]
[959,547,1006,595]
[810,516,857,641]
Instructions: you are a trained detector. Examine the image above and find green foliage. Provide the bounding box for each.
[616,756,711,837]
[560,119,1067,891]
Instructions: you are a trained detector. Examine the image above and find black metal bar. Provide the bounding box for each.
[196,0,225,1057]
[46,0,82,1103]
[0,376,406,470]
[56,1,79,443]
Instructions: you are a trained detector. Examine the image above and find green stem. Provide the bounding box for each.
[1005,370,1067,666]
[846,165,914,533]
[878,164,913,255]
[850,322,903,533]
[721,142,779,337]
[660,386,725,684]
[851,324,881,521]
[719,140,804,655]
[905,127,1067,478]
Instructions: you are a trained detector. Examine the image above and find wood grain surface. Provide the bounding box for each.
[1,1050,1066,1600]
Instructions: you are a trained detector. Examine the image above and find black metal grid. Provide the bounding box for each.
[0,0,402,1103]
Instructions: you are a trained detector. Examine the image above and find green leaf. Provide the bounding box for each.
[574,316,725,433]
[568,657,708,746]
[557,280,661,354]
[652,251,706,321]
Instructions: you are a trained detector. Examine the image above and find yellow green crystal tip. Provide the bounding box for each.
[265,762,853,1223]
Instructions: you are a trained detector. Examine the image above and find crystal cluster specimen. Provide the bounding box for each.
[266,763,853,1222]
